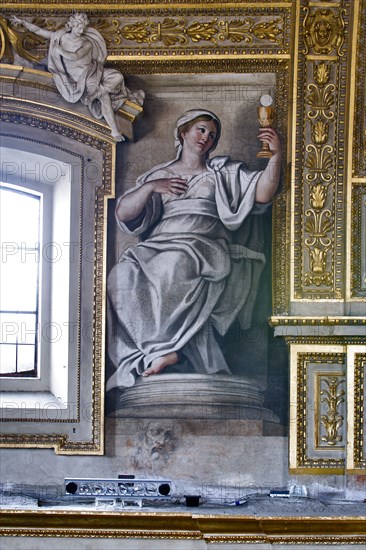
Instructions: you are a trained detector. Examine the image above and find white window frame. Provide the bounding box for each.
[0,102,108,453]
[0,145,79,417]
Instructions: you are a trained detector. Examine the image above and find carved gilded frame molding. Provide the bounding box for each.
[0,510,366,544]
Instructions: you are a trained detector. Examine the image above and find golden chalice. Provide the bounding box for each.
[256,94,274,159]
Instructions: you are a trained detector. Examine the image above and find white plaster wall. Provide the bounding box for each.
[0,418,288,494]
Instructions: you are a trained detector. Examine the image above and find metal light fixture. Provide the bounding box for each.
[64,477,172,508]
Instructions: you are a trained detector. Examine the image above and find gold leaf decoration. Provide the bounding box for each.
[304,208,333,285]
[0,16,46,63]
[309,184,327,210]
[305,144,333,183]
[314,62,331,86]
[309,246,327,274]
[305,217,316,235]
[307,83,335,120]
[320,376,345,446]
[218,19,253,43]
[303,271,333,287]
[311,120,329,145]
[304,210,332,246]
[121,17,282,47]
[121,20,151,43]
[32,17,59,32]
[186,20,218,44]
[93,18,121,46]
[303,8,345,56]
[149,18,188,47]
[303,59,336,290]
[252,19,283,43]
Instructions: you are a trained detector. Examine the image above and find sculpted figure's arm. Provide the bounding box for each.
[255,128,282,203]
[116,178,188,223]
[10,16,53,40]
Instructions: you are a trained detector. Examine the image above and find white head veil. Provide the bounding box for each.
[174,109,221,158]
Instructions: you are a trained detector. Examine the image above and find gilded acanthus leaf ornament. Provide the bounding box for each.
[251,19,283,43]
[3,14,285,55]
[320,376,345,446]
[121,17,219,46]
[305,144,333,183]
[314,62,331,86]
[218,20,253,43]
[303,61,336,290]
[307,63,335,121]
[121,17,282,46]
[93,18,122,46]
[32,17,59,32]
[311,120,329,145]
[309,184,327,210]
[304,210,332,244]
[218,18,283,44]
[303,8,345,56]
[120,20,151,43]
[149,18,190,46]
[309,246,327,274]
[307,84,335,120]
[304,208,332,286]
[186,21,218,44]
[304,252,333,286]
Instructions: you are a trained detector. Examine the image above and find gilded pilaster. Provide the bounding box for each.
[347,0,366,300]
[293,1,350,301]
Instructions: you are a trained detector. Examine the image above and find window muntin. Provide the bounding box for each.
[0,184,42,377]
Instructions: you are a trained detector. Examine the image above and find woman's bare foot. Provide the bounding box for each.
[142,352,179,377]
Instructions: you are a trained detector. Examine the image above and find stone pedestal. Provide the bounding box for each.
[109,374,280,427]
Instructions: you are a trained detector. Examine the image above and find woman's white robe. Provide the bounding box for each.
[106,156,270,390]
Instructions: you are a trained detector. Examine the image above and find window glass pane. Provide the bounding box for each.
[0,185,40,378]
[0,186,40,245]
[0,253,39,311]
[17,345,36,373]
[0,344,17,374]
[0,313,37,345]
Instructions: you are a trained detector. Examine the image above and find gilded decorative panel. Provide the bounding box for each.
[347,349,366,472]
[290,345,346,472]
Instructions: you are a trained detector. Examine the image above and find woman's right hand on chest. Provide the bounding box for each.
[147,178,188,196]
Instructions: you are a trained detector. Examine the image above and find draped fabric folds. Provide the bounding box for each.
[48,27,144,119]
[106,155,270,390]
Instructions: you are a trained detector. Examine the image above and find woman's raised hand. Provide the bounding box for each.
[148,177,189,196]
[257,128,281,156]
